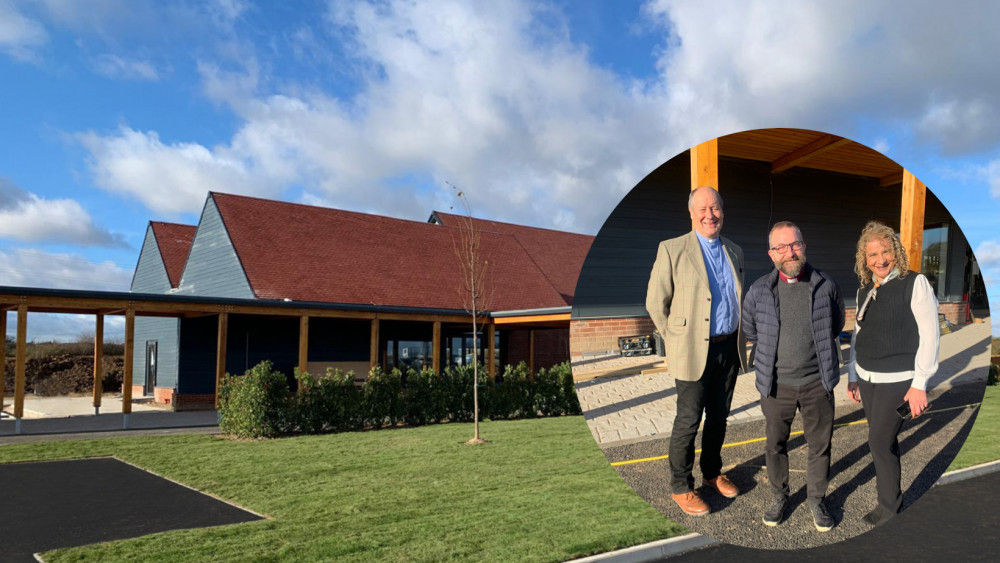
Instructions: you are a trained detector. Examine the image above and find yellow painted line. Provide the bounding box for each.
[609,401,981,468]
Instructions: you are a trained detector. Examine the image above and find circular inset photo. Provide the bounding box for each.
[570,128,992,549]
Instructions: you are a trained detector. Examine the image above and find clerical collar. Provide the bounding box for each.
[778,269,808,283]
[694,231,720,245]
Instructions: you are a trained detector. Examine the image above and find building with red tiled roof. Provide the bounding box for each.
[130,192,593,408]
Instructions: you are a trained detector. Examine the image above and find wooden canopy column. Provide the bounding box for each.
[122,308,135,419]
[370,318,380,369]
[432,321,441,374]
[92,314,104,413]
[690,138,719,190]
[528,329,535,377]
[0,309,6,409]
[298,316,309,376]
[215,312,228,409]
[900,170,927,271]
[486,323,496,377]
[13,304,27,424]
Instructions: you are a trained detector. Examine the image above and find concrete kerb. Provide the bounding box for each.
[569,460,1000,562]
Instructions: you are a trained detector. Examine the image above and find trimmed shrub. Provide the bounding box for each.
[486,362,532,419]
[294,367,364,434]
[403,367,448,426]
[363,366,404,428]
[989,363,998,386]
[219,361,291,439]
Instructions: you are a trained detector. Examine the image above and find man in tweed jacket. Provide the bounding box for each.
[742,221,844,531]
[645,186,747,516]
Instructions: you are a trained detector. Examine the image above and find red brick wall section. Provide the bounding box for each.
[570,317,657,356]
[505,328,570,371]
[131,385,144,398]
[154,387,174,406]
[173,394,218,411]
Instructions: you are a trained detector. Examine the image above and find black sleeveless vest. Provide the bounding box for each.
[854,271,920,372]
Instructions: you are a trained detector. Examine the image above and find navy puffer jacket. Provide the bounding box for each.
[741,264,845,396]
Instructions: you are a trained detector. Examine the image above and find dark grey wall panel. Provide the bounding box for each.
[573,154,968,319]
[175,197,254,299]
[130,225,171,294]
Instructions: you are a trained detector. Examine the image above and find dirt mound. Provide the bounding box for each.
[2,355,124,396]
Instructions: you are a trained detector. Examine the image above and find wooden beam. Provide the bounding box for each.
[690,138,718,190]
[900,170,927,271]
[370,318,380,370]
[771,134,851,172]
[492,313,571,325]
[0,309,6,410]
[93,314,104,410]
[298,315,309,377]
[486,323,496,377]
[432,321,441,374]
[879,171,904,187]
[215,312,228,409]
[528,329,535,378]
[122,308,135,415]
[13,304,26,419]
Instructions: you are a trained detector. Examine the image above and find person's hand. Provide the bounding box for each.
[904,387,929,417]
[846,381,861,403]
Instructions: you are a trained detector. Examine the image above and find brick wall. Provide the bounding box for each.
[570,317,656,356]
[173,393,217,411]
[506,328,570,371]
[154,387,174,406]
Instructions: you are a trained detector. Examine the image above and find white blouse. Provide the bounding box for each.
[848,272,940,391]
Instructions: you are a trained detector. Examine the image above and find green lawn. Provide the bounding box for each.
[947,384,1000,471]
[0,417,683,562]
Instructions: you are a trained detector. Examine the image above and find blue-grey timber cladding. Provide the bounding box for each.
[174,196,254,299]
[130,224,180,393]
[572,154,969,320]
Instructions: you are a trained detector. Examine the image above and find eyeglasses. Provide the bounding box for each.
[769,240,805,254]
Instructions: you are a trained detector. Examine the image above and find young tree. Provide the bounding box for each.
[448,183,493,444]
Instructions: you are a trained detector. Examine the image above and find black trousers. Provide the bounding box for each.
[858,377,911,520]
[669,335,739,493]
[761,378,834,502]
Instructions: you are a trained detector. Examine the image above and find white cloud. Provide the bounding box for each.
[0,177,129,247]
[78,126,280,214]
[988,160,1000,199]
[92,54,160,80]
[0,0,48,62]
[0,247,131,291]
[976,241,1000,270]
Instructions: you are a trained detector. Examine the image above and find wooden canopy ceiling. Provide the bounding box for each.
[717,128,903,186]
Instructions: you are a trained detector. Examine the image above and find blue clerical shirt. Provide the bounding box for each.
[695,231,739,337]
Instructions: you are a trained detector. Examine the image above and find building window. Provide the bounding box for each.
[922,224,949,299]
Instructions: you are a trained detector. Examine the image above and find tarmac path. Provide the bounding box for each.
[664,468,1000,562]
[602,380,986,550]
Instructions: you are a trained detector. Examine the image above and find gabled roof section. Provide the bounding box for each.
[210,193,570,311]
[430,211,594,305]
[149,221,196,288]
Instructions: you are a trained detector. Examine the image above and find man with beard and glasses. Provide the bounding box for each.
[742,221,845,531]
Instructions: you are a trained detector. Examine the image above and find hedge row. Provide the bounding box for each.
[219,360,581,439]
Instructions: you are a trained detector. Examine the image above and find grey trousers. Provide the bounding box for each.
[761,378,834,502]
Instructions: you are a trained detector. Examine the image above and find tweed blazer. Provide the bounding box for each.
[645,231,748,382]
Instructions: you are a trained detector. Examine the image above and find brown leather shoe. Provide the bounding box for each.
[671,490,710,516]
[704,475,739,498]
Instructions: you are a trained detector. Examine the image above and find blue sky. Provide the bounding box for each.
[2,0,999,341]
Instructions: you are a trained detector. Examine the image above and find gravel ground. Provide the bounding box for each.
[603,381,986,550]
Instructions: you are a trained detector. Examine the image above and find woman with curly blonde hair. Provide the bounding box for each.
[846,220,940,526]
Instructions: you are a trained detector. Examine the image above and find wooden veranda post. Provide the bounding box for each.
[0,308,7,407]
[122,308,135,416]
[215,312,228,409]
[370,319,379,370]
[432,321,441,374]
[13,304,27,421]
[486,323,496,377]
[690,139,719,190]
[298,315,309,377]
[900,170,927,271]
[93,313,104,413]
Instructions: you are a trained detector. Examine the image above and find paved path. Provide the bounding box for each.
[575,320,992,447]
